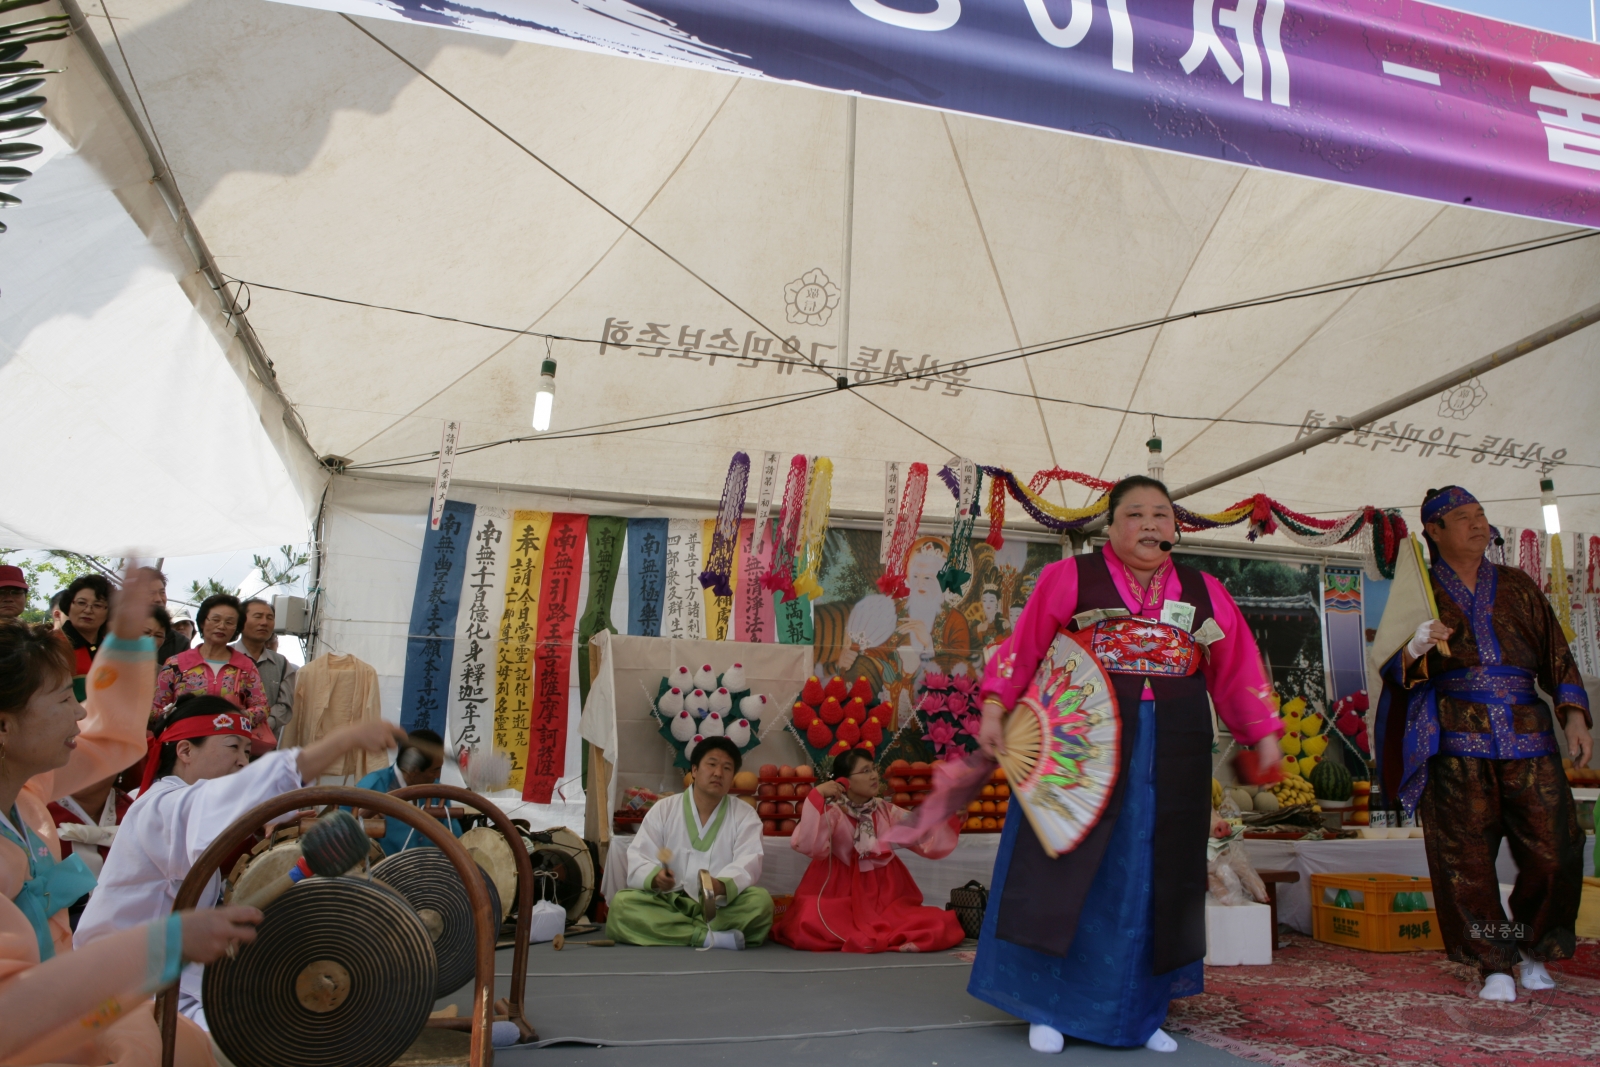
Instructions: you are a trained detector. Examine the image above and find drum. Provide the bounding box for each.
[459,825,518,920]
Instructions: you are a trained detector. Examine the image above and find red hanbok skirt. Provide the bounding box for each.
[772,850,965,953]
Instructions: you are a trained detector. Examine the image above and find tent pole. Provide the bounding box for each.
[838,95,858,372]
[1080,298,1600,531]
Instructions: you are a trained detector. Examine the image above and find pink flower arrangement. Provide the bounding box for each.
[916,669,983,762]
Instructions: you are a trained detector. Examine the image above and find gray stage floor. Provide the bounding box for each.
[430,935,1254,1066]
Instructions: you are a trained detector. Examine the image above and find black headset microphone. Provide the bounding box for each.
[1158,541,1173,552]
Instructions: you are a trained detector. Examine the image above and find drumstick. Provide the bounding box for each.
[401,735,512,793]
[657,847,674,883]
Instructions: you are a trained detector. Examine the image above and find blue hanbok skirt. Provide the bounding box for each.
[967,700,1204,1046]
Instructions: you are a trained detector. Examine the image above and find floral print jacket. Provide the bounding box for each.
[152,648,268,728]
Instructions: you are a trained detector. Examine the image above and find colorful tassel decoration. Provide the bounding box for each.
[762,455,809,601]
[938,460,982,596]
[877,462,929,598]
[791,457,834,600]
[699,451,750,597]
[985,475,1007,549]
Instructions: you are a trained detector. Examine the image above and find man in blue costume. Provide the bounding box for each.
[1376,486,1592,1003]
[348,729,463,855]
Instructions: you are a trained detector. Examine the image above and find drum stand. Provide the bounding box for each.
[157,786,511,1067]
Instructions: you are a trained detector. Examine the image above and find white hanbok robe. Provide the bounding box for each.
[74,749,305,1029]
[625,792,763,896]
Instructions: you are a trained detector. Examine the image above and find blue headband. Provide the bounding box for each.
[1421,486,1478,525]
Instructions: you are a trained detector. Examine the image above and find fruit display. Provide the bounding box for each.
[1309,759,1353,802]
[962,766,1009,832]
[786,674,896,774]
[650,662,770,769]
[756,763,816,836]
[1211,777,1223,809]
[1565,758,1600,787]
[1271,774,1321,813]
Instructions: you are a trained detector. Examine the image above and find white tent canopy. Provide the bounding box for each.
[6,0,1600,557]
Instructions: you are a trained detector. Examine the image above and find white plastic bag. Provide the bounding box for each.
[1206,834,1268,906]
[526,900,567,943]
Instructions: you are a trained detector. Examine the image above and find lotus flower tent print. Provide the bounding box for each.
[915,669,983,762]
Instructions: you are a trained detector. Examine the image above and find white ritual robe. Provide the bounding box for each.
[74,749,306,1029]
[625,791,763,895]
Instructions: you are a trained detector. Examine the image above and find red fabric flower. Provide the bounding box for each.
[807,720,834,749]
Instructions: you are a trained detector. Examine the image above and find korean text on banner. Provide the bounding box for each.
[525,513,587,802]
[447,505,509,758]
[268,0,1600,227]
[496,509,552,792]
[399,500,473,733]
[627,518,668,637]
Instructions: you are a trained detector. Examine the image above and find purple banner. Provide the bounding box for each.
[284,0,1600,224]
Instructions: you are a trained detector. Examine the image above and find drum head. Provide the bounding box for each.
[205,877,436,1067]
[459,825,518,917]
[224,841,302,907]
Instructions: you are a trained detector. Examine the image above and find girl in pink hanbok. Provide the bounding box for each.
[772,749,964,953]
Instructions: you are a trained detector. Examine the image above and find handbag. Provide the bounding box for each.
[945,879,989,939]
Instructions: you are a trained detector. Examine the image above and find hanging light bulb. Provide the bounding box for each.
[1541,477,1561,535]
[531,357,556,432]
[1146,434,1165,482]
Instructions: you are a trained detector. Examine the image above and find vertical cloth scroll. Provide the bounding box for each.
[446,505,508,758]
[626,518,667,637]
[399,500,473,733]
[577,516,627,707]
[701,517,739,641]
[733,519,775,643]
[496,510,552,793]
[525,514,586,802]
[665,519,705,640]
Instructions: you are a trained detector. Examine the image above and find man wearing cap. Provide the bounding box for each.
[0,564,28,621]
[1381,485,1593,1003]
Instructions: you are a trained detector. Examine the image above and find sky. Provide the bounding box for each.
[1438,0,1597,40]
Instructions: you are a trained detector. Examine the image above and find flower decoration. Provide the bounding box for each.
[784,268,841,327]
[915,668,984,762]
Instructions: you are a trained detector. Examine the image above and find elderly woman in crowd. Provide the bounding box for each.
[58,575,112,701]
[151,594,267,732]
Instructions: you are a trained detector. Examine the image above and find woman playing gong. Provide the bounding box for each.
[970,476,1282,1054]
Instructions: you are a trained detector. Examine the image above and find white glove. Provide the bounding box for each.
[1406,620,1443,659]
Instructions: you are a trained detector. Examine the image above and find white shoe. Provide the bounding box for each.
[1144,1029,1178,1053]
[1028,1024,1065,1053]
[1518,953,1556,991]
[700,929,745,951]
[1479,973,1517,1002]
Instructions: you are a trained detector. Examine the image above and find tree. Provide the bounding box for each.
[251,546,311,590]
[0,549,119,622]
[188,578,233,603]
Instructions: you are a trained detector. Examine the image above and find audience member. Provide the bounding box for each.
[170,617,195,647]
[151,594,267,732]
[234,598,297,738]
[59,575,112,701]
[0,565,26,622]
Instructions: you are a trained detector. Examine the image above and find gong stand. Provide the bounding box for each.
[389,784,537,1036]
[157,787,497,1067]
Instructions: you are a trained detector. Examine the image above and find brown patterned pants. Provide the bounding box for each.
[1418,754,1583,975]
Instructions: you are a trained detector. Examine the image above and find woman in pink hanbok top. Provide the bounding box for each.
[772,749,964,953]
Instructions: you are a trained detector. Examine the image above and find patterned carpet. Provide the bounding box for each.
[1167,934,1600,1066]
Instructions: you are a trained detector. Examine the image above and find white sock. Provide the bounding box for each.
[1028,1023,1064,1053]
[1479,973,1517,1002]
[1145,1028,1178,1053]
[1518,952,1555,990]
[701,929,745,951]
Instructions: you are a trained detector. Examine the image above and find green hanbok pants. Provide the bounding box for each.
[606,886,774,947]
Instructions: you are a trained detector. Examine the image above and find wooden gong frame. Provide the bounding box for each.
[389,784,537,1036]
[158,787,497,1067]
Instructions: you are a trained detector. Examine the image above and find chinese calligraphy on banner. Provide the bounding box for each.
[496,510,551,793]
[525,514,586,802]
[399,500,473,733]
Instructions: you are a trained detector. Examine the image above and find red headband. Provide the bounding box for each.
[138,710,254,794]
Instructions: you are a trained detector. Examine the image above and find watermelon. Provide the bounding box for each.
[1308,758,1353,802]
